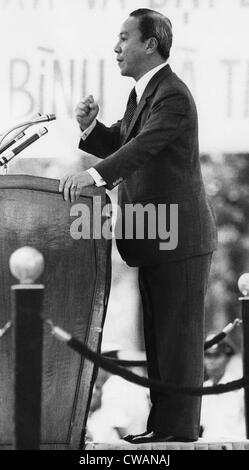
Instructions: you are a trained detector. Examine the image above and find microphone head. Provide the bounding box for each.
[33,114,56,123]
[46,114,56,121]
[37,127,48,137]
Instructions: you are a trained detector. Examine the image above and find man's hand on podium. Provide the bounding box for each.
[59,171,95,202]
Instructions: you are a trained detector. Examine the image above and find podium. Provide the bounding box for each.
[0,175,111,450]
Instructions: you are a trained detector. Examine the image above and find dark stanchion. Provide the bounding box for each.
[9,247,45,450]
[238,273,249,439]
[11,286,44,450]
[240,298,249,439]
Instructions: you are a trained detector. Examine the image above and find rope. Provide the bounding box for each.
[0,322,12,338]
[102,319,242,368]
[47,320,249,397]
[102,357,147,367]
[204,319,242,350]
[2,318,244,396]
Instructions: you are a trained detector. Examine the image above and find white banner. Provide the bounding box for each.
[0,0,248,158]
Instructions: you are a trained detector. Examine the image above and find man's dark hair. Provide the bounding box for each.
[130,8,173,60]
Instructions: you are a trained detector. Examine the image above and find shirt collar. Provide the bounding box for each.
[135,62,167,104]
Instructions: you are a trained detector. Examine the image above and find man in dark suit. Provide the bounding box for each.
[59,8,217,443]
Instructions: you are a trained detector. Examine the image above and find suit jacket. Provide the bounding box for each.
[79,65,217,266]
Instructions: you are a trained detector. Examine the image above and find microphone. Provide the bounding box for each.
[0,127,48,167]
[0,113,56,149]
[5,113,55,141]
[0,131,26,155]
[0,112,42,150]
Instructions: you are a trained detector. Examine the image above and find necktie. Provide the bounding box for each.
[123,87,137,132]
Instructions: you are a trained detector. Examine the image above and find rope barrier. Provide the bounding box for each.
[1,318,244,396]
[46,320,249,397]
[102,319,242,368]
[204,319,242,350]
[0,321,12,338]
[102,357,147,367]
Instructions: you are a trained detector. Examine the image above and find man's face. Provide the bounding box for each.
[114,16,148,81]
[204,351,228,378]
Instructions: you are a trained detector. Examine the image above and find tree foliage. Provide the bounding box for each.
[201,154,249,347]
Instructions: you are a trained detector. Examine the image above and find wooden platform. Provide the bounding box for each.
[86,439,249,450]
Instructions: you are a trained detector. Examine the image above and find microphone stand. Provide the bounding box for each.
[0,114,55,148]
[0,120,31,175]
[0,114,55,175]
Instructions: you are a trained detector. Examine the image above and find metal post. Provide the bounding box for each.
[9,247,45,450]
[11,286,44,449]
[238,273,249,439]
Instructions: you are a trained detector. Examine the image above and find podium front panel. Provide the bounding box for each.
[0,175,111,449]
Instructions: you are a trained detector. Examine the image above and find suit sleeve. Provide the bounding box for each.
[93,93,190,190]
[79,119,122,158]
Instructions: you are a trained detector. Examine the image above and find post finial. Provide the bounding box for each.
[238,273,249,297]
[9,246,44,284]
